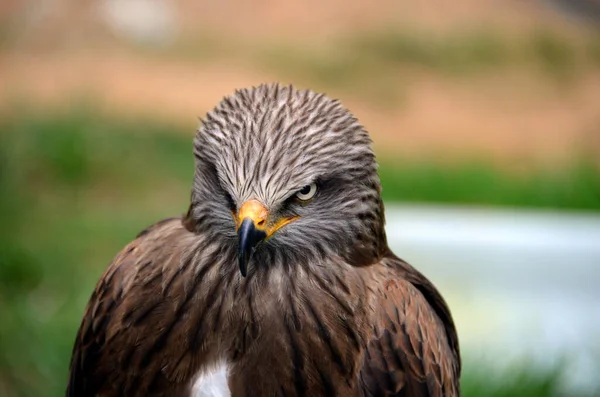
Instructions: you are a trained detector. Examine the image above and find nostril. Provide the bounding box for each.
[257,219,266,228]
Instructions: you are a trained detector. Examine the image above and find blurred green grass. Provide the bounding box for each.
[0,105,598,396]
[379,159,600,210]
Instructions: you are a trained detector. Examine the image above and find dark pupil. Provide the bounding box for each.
[299,185,311,195]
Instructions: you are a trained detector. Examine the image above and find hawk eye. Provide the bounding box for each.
[224,191,236,211]
[295,183,317,201]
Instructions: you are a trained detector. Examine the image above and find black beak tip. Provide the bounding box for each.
[238,252,248,277]
[239,266,247,278]
[237,218,266,277]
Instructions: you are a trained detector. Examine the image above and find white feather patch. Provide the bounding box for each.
[191,363,230,397]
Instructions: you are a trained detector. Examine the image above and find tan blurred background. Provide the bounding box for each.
[1,0,599,165]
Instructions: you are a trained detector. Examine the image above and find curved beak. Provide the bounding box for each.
[235,199,299,277]
[237,218,267,277]
[236,200,268,277]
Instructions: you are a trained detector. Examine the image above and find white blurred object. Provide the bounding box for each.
[385,204,600,393]
[99,0,177,44]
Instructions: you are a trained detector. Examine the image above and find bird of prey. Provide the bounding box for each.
[67,84,460,397]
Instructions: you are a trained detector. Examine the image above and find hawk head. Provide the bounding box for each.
[186,84,387,276]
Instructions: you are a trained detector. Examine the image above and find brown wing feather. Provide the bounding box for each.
[66,217,196,397]
[360,256,461,397]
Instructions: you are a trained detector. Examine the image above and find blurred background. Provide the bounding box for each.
[1,1,599,396]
